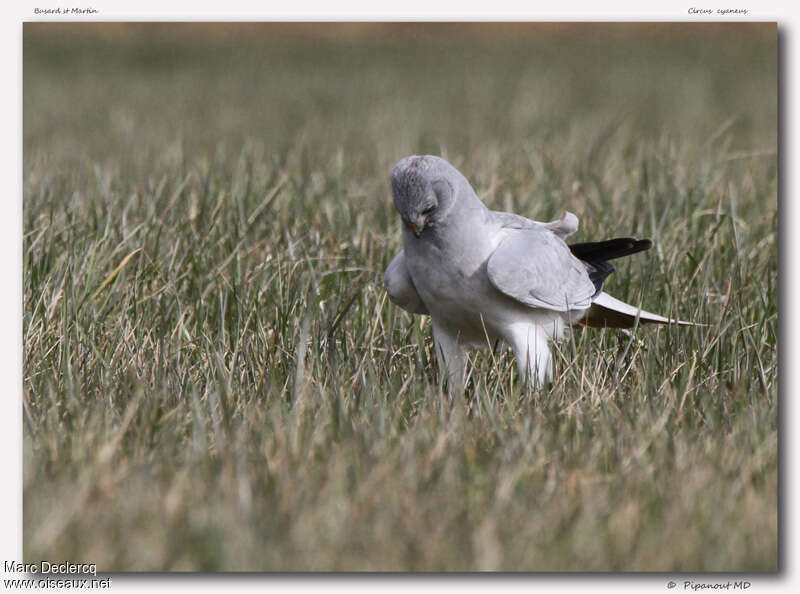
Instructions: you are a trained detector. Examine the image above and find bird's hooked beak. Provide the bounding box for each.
[405,215,427,238]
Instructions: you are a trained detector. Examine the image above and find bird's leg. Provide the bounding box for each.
[432,323,467,392]
[508,323,553,389]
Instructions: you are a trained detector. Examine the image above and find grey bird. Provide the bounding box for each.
[384,154,692,388]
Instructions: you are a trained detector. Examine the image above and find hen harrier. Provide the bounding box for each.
[384,155,692,388]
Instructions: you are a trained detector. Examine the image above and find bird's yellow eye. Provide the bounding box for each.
[422,204,436,215]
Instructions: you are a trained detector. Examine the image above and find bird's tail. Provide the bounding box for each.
[577,291,697,328]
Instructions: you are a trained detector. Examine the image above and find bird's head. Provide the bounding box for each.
[390,155,460,238]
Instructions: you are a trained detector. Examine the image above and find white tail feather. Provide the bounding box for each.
[578,291,696,328]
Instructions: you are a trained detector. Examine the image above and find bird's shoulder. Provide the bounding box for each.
[384,250,429,315]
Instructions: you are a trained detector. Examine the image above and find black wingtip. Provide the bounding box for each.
[570,237,654,296]
[569,237,654,262]
[617,238,653,257]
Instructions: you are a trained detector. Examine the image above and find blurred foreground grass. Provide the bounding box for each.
[23,23,777,571]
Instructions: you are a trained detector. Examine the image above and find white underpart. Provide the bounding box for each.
[505,315,568,387]
[432,322,468,390]
[431,312,576,390]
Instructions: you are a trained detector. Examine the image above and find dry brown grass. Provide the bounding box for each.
[23,23,776,571]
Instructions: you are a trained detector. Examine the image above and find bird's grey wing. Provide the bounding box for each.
[487,228,596,312]
[384,251,429,315]
[492,210,579,239]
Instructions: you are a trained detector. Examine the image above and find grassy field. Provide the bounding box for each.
[23,23,777,571]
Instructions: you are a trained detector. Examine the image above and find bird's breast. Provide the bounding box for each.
[403,231,497,319]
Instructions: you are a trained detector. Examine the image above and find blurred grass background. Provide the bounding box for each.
[23,23,777,571]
